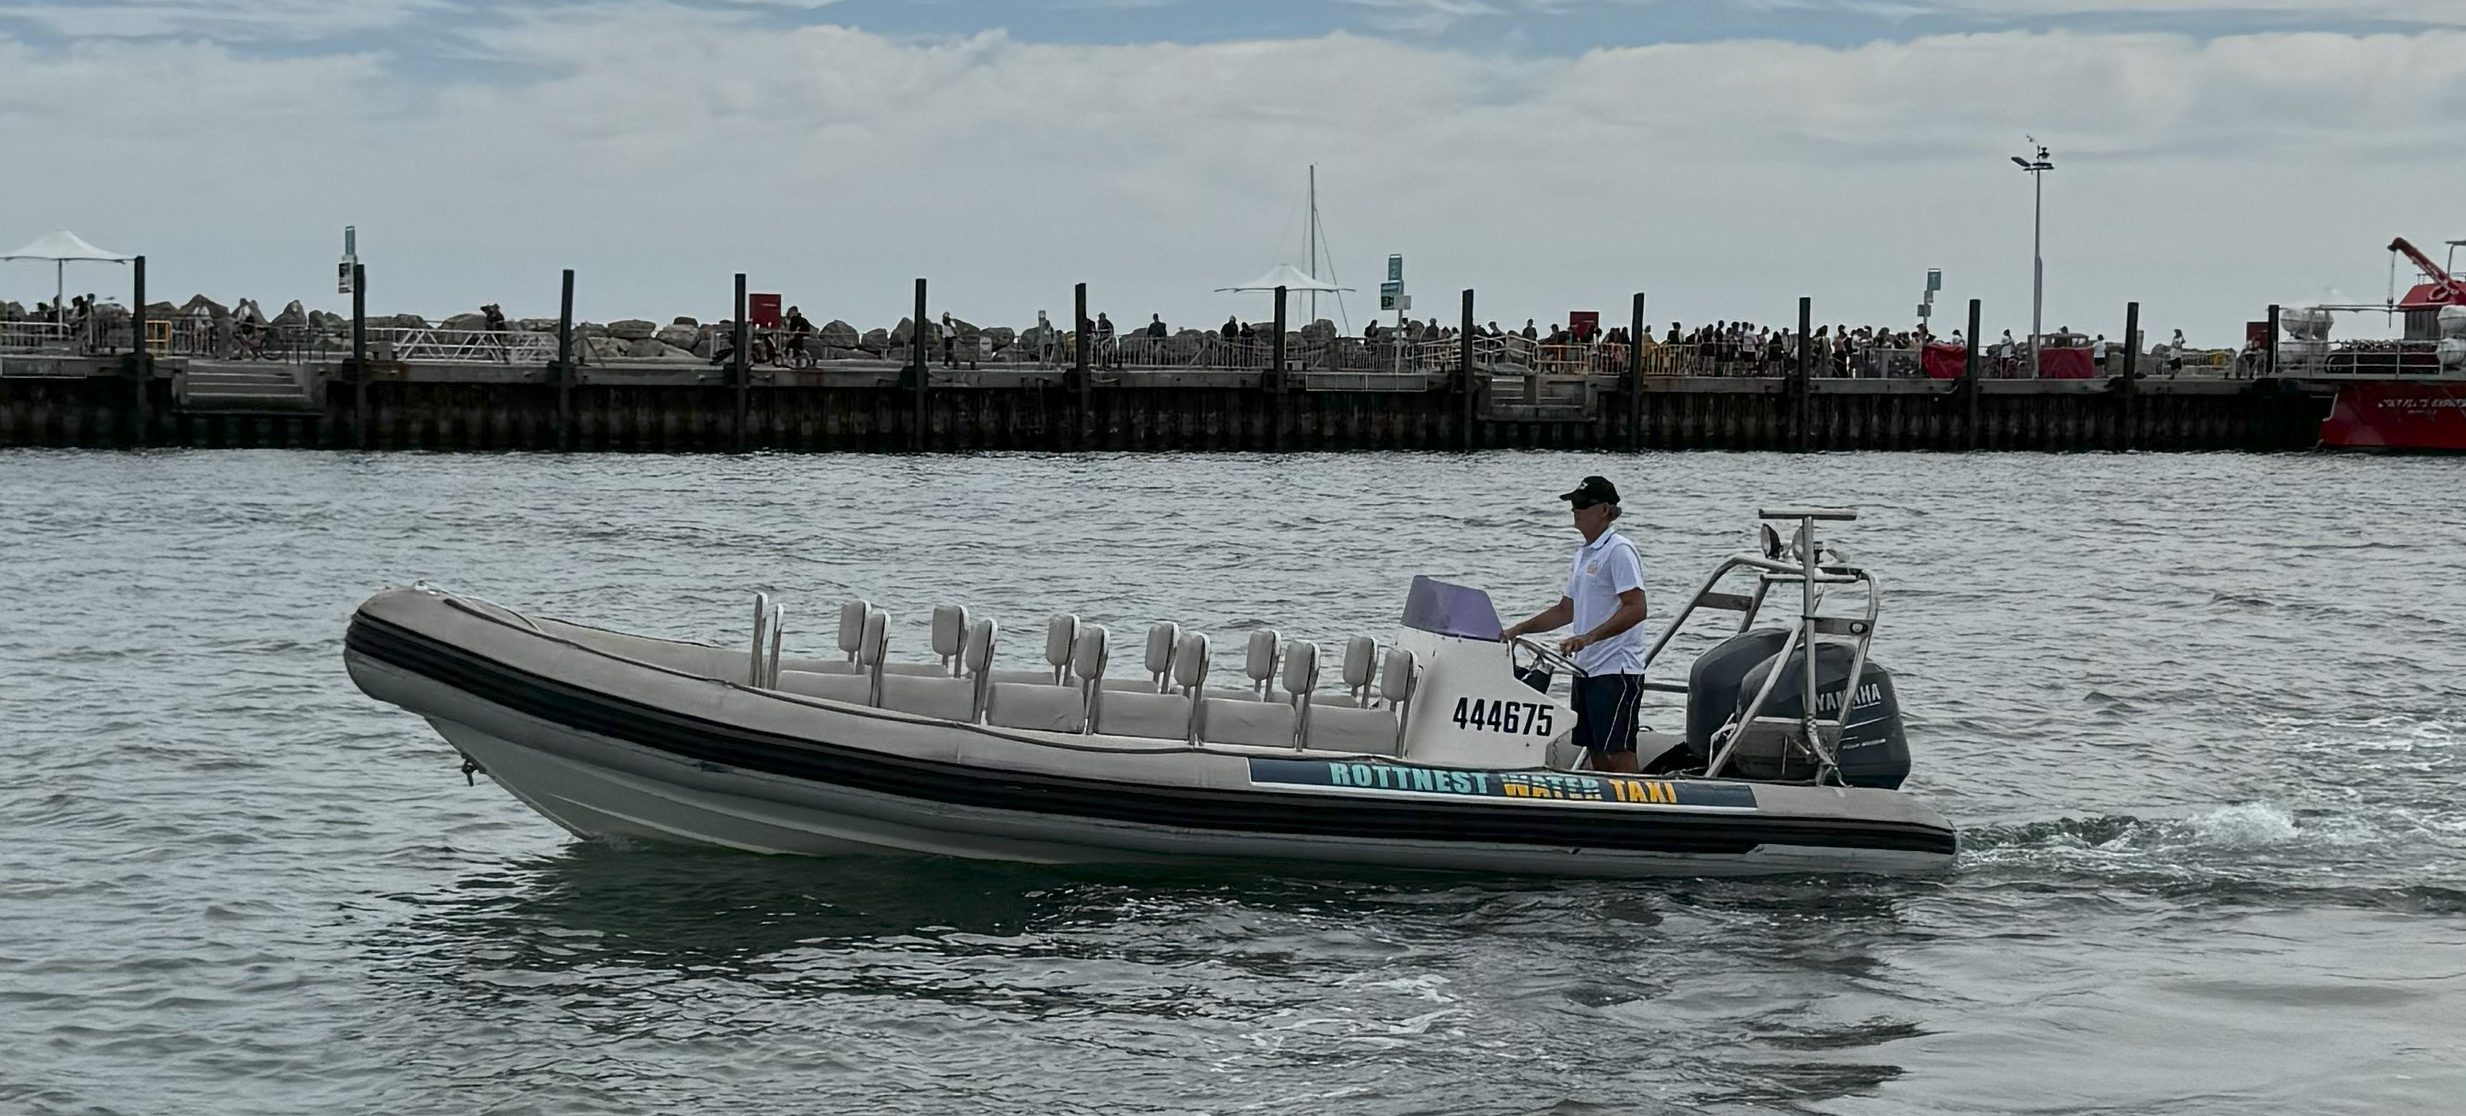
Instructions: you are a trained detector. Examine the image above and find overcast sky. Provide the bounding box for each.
[4,0,2460,342]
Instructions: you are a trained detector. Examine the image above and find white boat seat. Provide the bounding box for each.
[1093,690,1193,740]
[776,668,872,706]
[883,662,955,677]
[1240,629,1281,697]
[1339,636,1380,707]
[781,657,859,676]
[1101,677,1168,693]
[990,668,1067,685]
[986,682,1087,732]
[1304,704,1402,755]
[1198,697,1296,748]
[879,673,976,722]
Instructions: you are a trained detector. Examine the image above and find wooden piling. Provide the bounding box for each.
[1459,289,1475,450]
[1271,284,1288,452]
[1794,296,1812,452]
[352,263,368,450]
[2119,301,2140,451]
[556,269,575,452]
[1964,298,1982,450]
[129,255,148,447]
[1073,283,1090,449]
[910,278,928,451]
[1628,292,1645,450]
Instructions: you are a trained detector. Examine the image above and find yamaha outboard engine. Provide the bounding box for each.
[1684,629,1910,788]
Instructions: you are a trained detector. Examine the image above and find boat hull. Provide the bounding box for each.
[2320,380,2466,451]
[344,590,1957,878]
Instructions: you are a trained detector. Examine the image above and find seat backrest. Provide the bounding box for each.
[1072,624,1111,732]
[1341,636,1379,706]
[1173,633,1211,694]
[1282,641,1321,747]
[857,607,888,705]
[836,599,870,663]
[1244,629,1280,696]
[1043,614,1079,683]
[1380,647,1421,748]
[1140,622,1180,692]
[964,617,998,721]
[930,604,969,676]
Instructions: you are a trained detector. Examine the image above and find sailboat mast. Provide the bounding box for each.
[1308,165,1318,323]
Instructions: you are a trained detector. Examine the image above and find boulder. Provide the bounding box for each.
[888,317,918,347]
[818,319,860,348]
[1164,328,1206,361]
[178,294,229,319]
[441,312,488,331]
[621,338,667,359]
[671,316,699,328]
[0,300,23,321]
[655,324,700,350]
[388,313,428,329]
[272,300,309,329]
[584,335,626,361]
[984,325,1017,351]
[578,322,609,338]
[859,327,889,354]
[515,318,559,333]
[608,318,657,341]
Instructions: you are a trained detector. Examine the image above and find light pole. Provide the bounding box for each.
[2011,141,2053,378]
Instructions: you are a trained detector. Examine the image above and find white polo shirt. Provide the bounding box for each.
[1564,528,1646,676]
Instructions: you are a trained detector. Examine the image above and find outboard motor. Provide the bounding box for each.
[1686,629,1910,789]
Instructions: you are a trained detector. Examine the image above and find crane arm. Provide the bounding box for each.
[2388,237,2465,295]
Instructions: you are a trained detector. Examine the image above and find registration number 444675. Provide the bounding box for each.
[1449,697,1554,737]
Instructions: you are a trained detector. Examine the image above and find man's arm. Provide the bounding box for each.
[1561,588,1647,655]
[1500,597,1575,643]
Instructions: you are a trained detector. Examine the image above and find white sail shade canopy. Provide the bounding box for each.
[1215,263,1350,294]
[2,230,134,315]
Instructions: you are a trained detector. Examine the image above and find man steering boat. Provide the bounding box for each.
[1500,475,1651,773]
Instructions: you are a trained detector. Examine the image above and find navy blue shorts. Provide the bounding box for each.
[1571,673,1644,756]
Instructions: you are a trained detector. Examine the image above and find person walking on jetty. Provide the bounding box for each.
[1500,475,1651,775]
[939,312,958,368]
[1094,312,1117,369]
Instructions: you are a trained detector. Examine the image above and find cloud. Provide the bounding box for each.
[1,10,2459,346]
[0,0,453,40]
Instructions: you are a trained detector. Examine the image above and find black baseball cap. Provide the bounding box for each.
[1559,475,1619,508]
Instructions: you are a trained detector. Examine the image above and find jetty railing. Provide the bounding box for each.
[0,322,73,353]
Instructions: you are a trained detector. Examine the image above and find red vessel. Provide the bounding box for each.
[2287,237,2466,451]
[2318,379,2466,451]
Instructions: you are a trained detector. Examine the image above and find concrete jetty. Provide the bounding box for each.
[0,276,2334,452]
[0,352,2331,452]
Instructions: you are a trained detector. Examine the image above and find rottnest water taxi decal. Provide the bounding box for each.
[1248,758,1757,810]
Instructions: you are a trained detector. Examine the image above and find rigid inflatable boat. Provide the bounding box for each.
[344,507,1955,877]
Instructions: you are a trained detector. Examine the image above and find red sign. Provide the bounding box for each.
[748,293,783,328]
[1569,311,1599,340]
